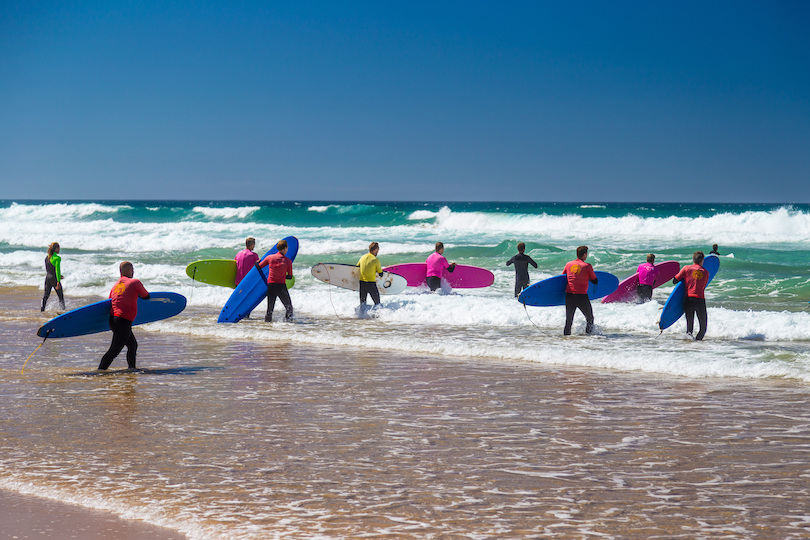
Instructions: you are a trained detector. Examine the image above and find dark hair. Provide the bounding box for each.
[246,237,255,248]
[647,253,655,263]
[517,242,526,253]
[576,245,588,259]
[119,261,133,275]
[693,251,705,264]
[435,242,444,252]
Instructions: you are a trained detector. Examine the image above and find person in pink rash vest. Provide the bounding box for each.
[425,242,457,292]
[636,253,658,303]
[235,237,260,286]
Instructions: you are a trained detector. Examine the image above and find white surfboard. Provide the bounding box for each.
[311,263,407,295]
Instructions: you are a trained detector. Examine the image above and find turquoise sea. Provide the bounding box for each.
[1,200,810,538]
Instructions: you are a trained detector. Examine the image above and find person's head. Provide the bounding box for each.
[712,244,718,251]
[647,253,655,264]
[517,242,526,254]
[119,261,134,278]
[246,237,255,250]
[47,242,60,256]
[369,241,379,254]
[435,242,444,254]
[576,245,588,260]
[277,239,288,254]
[693,251,705,265]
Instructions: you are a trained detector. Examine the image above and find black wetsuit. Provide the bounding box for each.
[99,316,137,370]
[359,281,381,306]
[564,293,594,335]
[506,253,538,297]
[684,297,708,340]
[266,283,293,322]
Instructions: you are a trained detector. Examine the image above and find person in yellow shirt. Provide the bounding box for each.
[357,242,383,311]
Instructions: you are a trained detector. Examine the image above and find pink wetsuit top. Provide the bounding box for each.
[235,248,260,285]
[425,252,450,278]
[637,262,658,287]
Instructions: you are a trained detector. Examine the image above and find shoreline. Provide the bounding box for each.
[0,489,186,539]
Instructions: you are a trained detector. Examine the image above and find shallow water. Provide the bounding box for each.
[2,290,809,539]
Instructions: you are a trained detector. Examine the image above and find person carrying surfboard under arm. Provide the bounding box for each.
[426,242,457,292]
[256,239,294,322]
[235,237,260,286]
[506,242,538,297]
[562,246,598,335]
[636,254,658,303]
[357,242,383,312]
[672,251,709,340]
[42,242,66,312]
[98,262,150,370]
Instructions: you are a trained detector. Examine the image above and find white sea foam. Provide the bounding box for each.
[191,206,261,220]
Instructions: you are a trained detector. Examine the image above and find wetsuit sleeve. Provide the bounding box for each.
[506,256,515,266]
[528,256,538,268]
[51,255,62,282]
[136,280,150,299]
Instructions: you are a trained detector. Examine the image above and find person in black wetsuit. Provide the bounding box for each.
[42,242,65,311]
[506,242,538,297]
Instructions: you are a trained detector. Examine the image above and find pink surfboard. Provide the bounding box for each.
[601,260,681,303]
[383,263,495,289]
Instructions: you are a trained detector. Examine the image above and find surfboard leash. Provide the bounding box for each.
[522,303,544,332]
[21,329,52,375]
[322,264,343,320]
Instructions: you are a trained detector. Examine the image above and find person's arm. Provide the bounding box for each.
[589,266,598,284]
[286,258,293,278]
[138,281,150,300]
[506,256,515,266]
[528,256,538,268]
[448,262,456,272]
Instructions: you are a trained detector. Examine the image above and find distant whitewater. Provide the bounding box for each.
[2,200,810,380]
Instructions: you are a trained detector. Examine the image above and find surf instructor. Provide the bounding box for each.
[256,239,294,322]
[563,246,598,335]
[426,242,456,292]
[358,242,383,310]
[98,261,150,370]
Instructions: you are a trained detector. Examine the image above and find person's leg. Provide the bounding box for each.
[684,297,696,336]
[426,276,441,291]
[55,284,65,310]
[369,284,381,306]
[99,316,131,370]
[695,299,708,340]
[579,296,595,333]
[274,284,294,321]
[265,283,278,322]
[564,293,576,335]
[41,280,53,311]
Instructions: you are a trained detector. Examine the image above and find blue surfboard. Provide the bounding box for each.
[37,292,187,339]
[658,254,720,330]
[218,236,299,323]
[518,271,619,307]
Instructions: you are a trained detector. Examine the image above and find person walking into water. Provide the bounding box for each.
[42,242,65,311]
[357,242,383,311]
[425,242,456,292]
[256,239,294,322]
[235,237,259,286]
[562,246,598,335]
[98,262,150,370]
[506,242,537,297]
[672,251,710,340]
[636,253,658,302]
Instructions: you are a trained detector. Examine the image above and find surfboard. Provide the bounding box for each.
[311,263,407,295]
[217,236,299,323]
[382,263,495,289]
[602,260,681,303]
[658,254,720,330]
[518,271,620,307]
[186,259,238,288]
[37,292,187,339]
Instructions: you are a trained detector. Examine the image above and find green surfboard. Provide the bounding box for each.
[186,259,295,289]
[186,259,238,288]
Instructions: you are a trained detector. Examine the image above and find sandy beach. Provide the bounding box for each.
[2,286,810,538]
[0,489,186,539]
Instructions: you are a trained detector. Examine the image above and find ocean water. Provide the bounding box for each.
[1,200,810,538]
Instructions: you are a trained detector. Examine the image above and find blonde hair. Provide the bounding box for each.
[47,242,60,257]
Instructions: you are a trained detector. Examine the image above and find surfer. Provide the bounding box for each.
[98,262,150,370]
[42,242,66,311]
[636,254,658,303]
[562,246,598,335]
[235,237,260,286]
[256,239,294,322]
[710,244,720,255]
[357,242,383,310]
[672,251,709,340]
[506,242,538,297]
[426,242,457,292]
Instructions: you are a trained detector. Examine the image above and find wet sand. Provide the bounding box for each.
[3,287,810,538]
[0,489,186,539]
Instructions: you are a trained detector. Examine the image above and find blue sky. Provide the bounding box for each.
[2,1,809,202]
